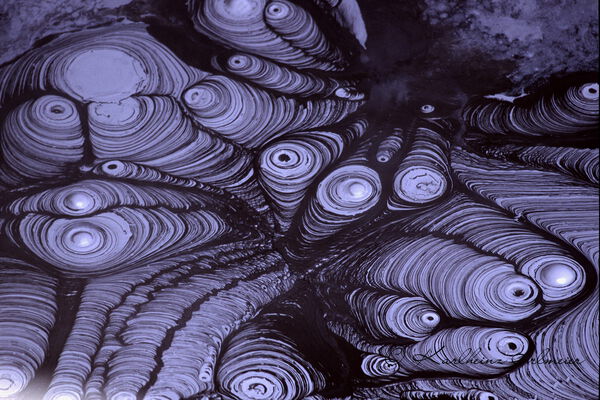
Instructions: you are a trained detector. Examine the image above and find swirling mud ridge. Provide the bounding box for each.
[0,0,598,399]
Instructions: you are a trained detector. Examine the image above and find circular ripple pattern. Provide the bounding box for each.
[221,52,355,98]
[1,95,84,181]
[389,326,531,377]
[360,354,399,378]
[0,259,57,398]
[12,208,228,276]
[190,0,347,71]
[88,96,196,162]
[351,236,543,323]
[521,255,586,302]
[183,74,362,148]
[0,2,597,400]
[218,325,325,400]
[0,25,207,103]
[316,165,381,216]
[464,82,599,137]
[346,289,441,341]
[389,127,451,209]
